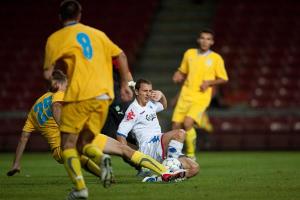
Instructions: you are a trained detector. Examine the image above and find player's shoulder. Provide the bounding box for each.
[80,24,105,35]
[32,92,52,106]
[209,50,224,60]
[127,100,140,112]
[184,48,198,54]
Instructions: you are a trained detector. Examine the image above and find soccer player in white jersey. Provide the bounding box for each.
[117,79,199,180]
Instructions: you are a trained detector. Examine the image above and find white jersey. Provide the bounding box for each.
[117,99,164,148]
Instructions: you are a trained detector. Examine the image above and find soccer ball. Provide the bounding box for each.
[162,157,182,172]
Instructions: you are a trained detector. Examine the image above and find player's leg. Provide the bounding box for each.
[102,135,166,174]
[183,117,197,159]
[80,99,113,188]
[101,135,185,181]
[61,132,87,192]
[60,101,92,199]
[178,156,199,178]
[185,103,208,160]
[161,129,186,159]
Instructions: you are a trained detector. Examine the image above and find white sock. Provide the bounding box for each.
[167,140,184,158]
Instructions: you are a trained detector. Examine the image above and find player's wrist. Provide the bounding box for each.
[128,81,136,88]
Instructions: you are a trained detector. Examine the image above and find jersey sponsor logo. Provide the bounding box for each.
[146,113,156,121]
[126,109,135,120]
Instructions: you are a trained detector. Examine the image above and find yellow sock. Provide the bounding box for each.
[186,127,197,158]
[80,155,100,177]
[130,151,167,175]
[62,149,86,190]
[82,144,103,165]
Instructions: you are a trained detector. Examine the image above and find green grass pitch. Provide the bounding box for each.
[1,152,300,200]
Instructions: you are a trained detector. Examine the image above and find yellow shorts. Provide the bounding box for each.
[60,99,110,136]
[91,134,108,152]
[172,96,209,127]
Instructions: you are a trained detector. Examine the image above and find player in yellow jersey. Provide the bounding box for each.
[7,70,67,175]
[43,1,183,199]
[172,29,228,160]
[7,70,107,178]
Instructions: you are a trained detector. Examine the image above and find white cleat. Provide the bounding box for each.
[142,175,162,182]
[100,154,113,188]
[66,188,88,200]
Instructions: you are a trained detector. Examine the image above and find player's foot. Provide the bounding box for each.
[100,154,113,188]
[161,169,186,182]
[7,168,20,176]
[66,188,88,200]
[142,175,162,182]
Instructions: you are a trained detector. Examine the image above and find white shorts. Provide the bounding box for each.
[139,134,166,163]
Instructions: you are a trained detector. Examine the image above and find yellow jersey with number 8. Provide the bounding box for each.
[44,23,122,102]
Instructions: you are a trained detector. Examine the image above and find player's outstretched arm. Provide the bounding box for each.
[7,132,31,176]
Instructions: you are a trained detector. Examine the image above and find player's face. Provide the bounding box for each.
[197,32,214,52]
[60,81,68,91]
[136,83,152,106]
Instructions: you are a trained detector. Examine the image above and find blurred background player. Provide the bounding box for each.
[171,92,214,151]
[172,29,228,160]
[117,79,199,180]
[43,0,133,199]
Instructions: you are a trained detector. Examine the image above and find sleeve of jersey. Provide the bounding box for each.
[154,101,164,113]
[102,32,122,57]
[116,108,137,138]
[178,50,189,74]
[215,56,229,81]
[52,91,65,103]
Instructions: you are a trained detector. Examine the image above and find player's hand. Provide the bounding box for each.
[172,71,185,83]
[200,80,210,92]
[7,168,20,176]
[120,85,133,102]
[150,90,163,102]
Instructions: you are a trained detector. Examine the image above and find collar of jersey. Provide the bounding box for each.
[64,21,78,27]
[197,49,211,56]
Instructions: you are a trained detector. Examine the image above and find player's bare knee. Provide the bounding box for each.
[173,129,186,142]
